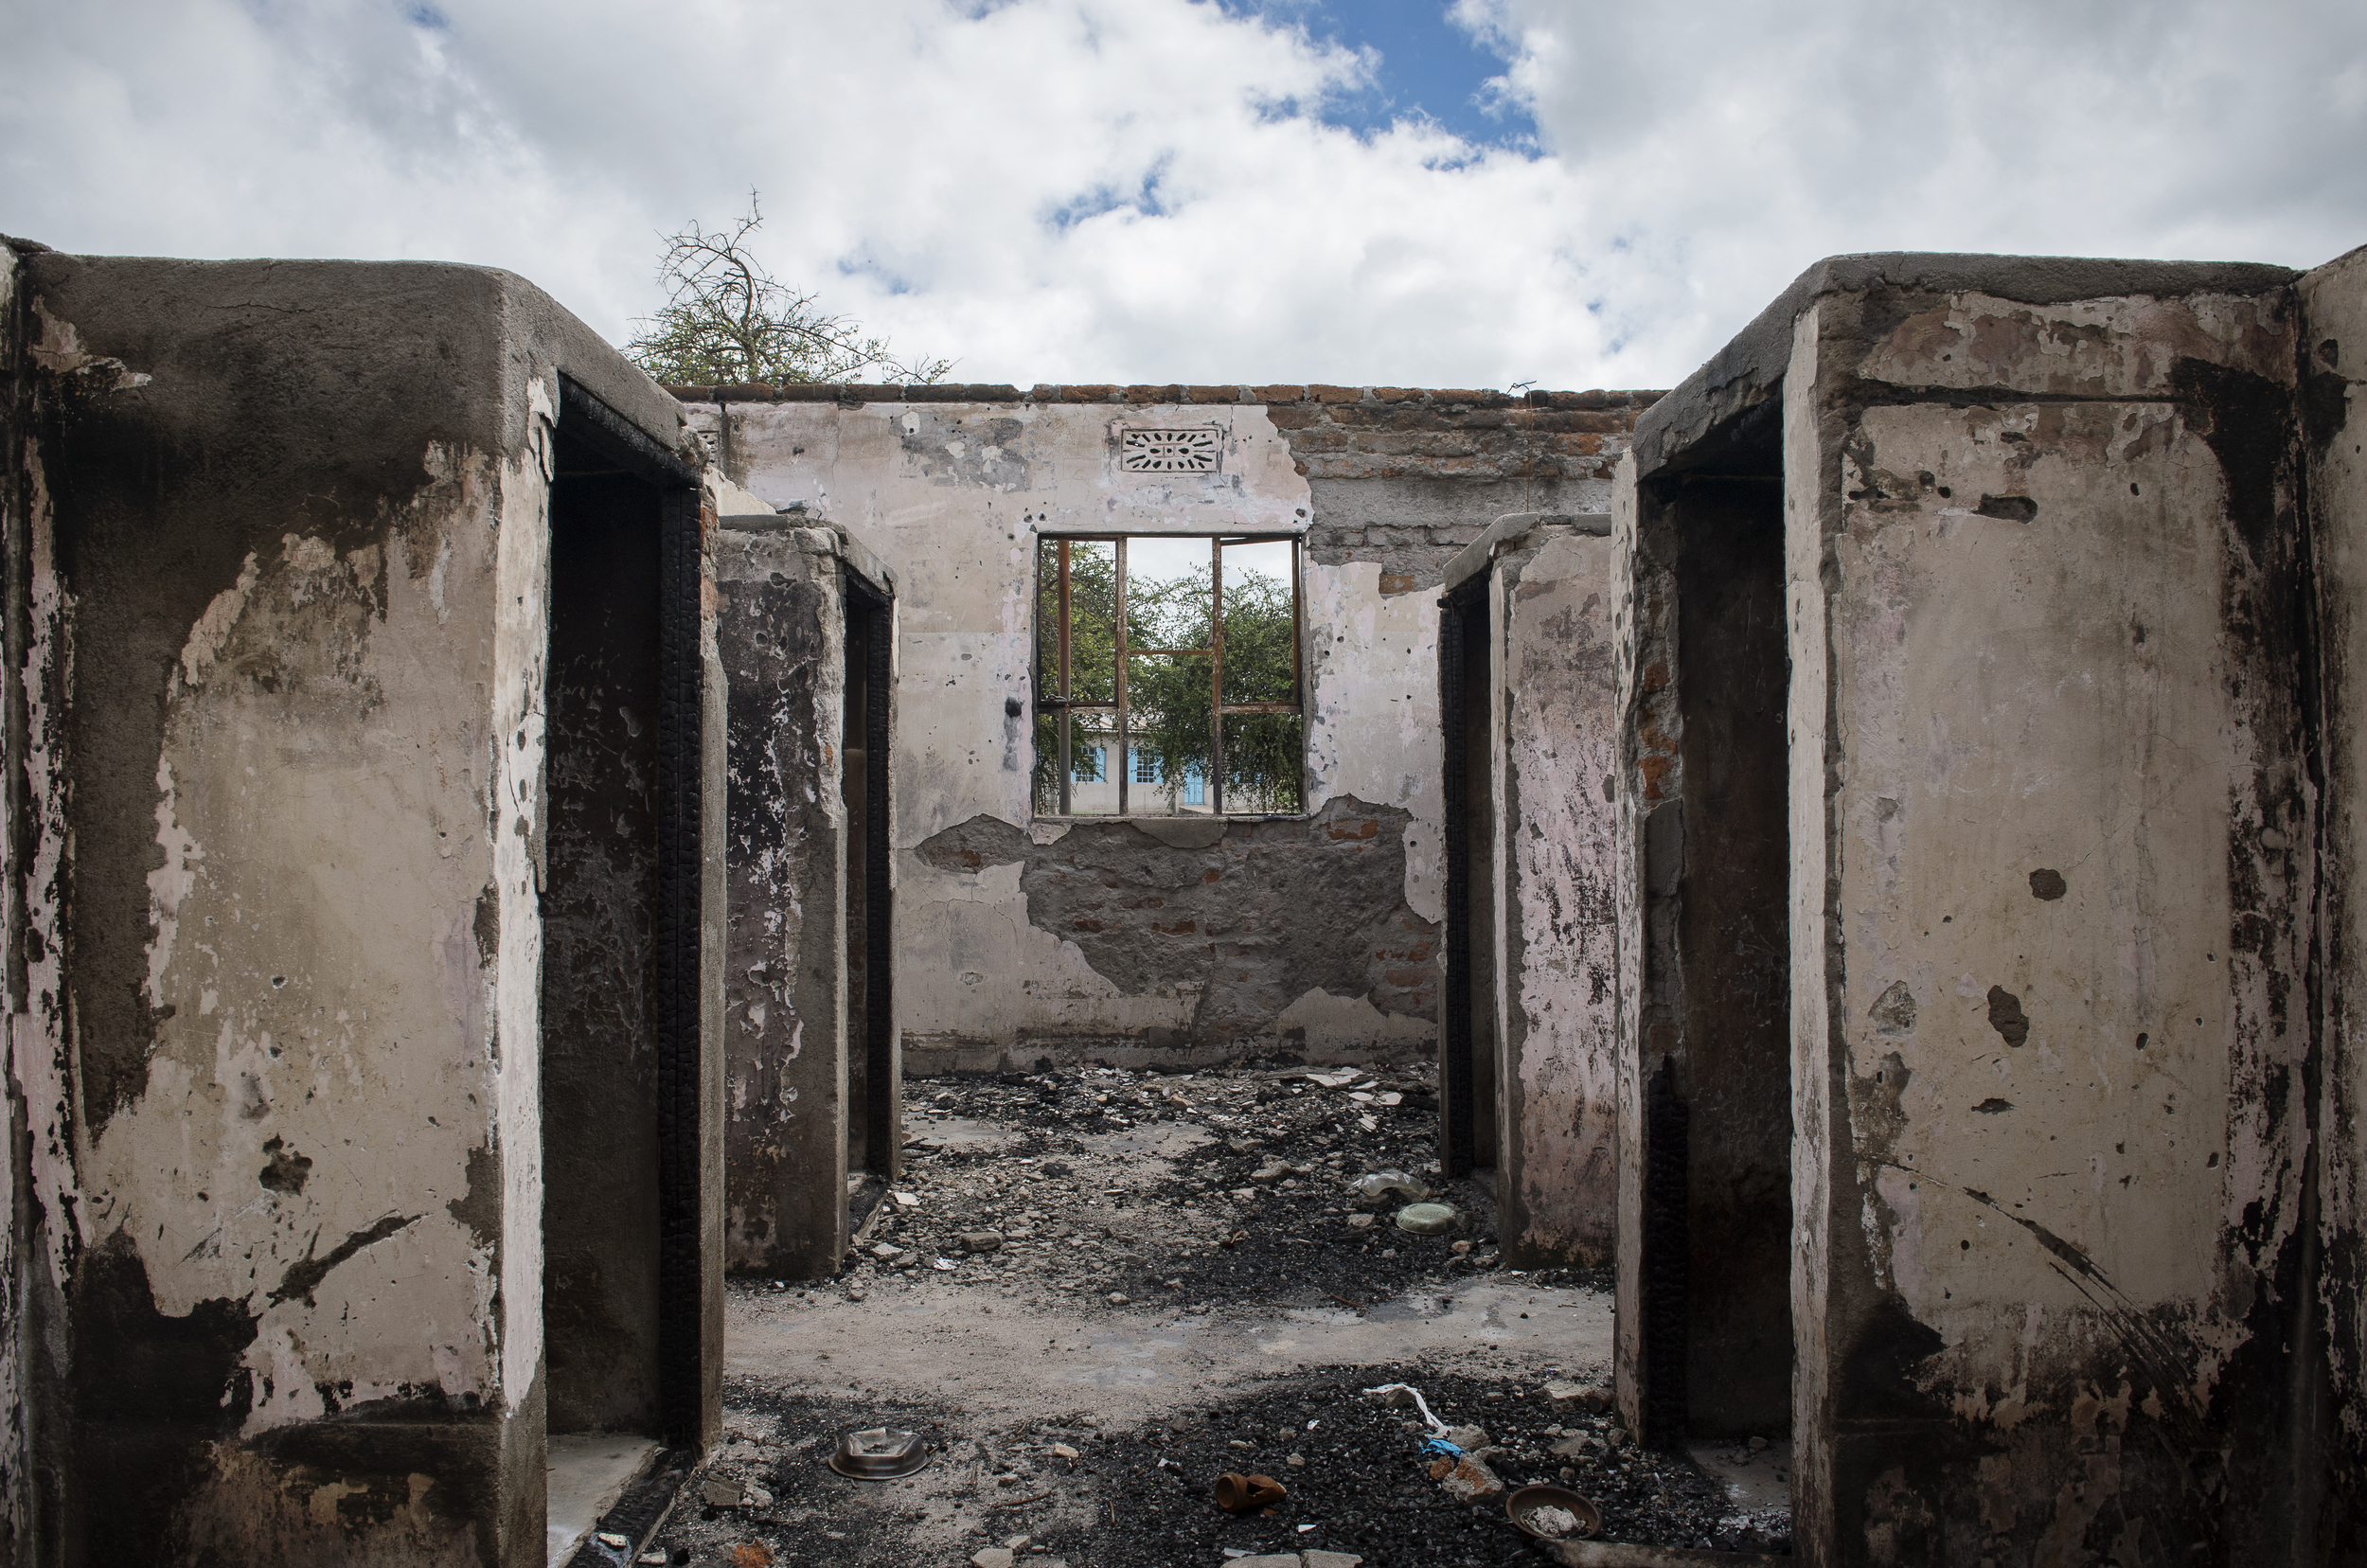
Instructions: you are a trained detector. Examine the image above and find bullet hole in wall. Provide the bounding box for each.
[2028,868,2066,900]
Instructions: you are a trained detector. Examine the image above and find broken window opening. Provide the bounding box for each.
[1031,534,1304,818]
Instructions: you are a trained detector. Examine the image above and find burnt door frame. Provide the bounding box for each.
[842,564,897,1179]
[1437,569,1493,1179]
[553,376,712,1450]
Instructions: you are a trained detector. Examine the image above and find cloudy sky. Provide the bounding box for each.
[5,0,2362,391]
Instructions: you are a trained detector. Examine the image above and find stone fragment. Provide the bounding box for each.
[1544,1379,1611,1413]
[702,1477,746,1506]
[869,1242,899,1260]
[1050,1441,1078,1459]
[1441,1425,1490,1452]
[1345,1213,1375,1230]
[1450,1239,1473,1255]
[1286,1452,1306,1468]
[971,1550,1015,1568]
[1225,1557,1300,1568]
[1107,1292,1130,1306]
[892,1190,920,1207]
[1428,1452,1505,1503]
[1304,1553,1365,1568]
[1749,1434,1771,1452]
[958,1231,1006,1254]
[1548,1434,1594,1458]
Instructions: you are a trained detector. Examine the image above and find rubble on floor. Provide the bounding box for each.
[643,1062,1785,1565]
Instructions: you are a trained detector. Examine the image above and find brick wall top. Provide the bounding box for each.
[665,382,1664,416]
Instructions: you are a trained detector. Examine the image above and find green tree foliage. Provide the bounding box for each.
[1034,543,1301,814]
[625,192,951,387]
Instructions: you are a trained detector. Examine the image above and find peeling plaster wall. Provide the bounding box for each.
[679,386,1651,1066]
[0,238,34,1565]
[1785,275,2322,1565]
[10,253,695,1567]
[1482,526,1622,1268]
[715,526,849,1276]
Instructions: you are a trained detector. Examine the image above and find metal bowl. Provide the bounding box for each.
[1504,1482,1602,1541]
[828,1427,932,1480]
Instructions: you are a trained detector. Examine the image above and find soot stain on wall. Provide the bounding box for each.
[917,795,1437,1052]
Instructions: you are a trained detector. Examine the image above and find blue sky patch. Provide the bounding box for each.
[1209,0,1533,150]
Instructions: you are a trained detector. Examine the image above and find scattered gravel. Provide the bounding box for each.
[633,1062,1786,1566]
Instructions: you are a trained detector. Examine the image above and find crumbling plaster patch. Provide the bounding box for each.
[78,440,528,1425]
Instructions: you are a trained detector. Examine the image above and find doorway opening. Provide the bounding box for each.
[1632,465,1792,1449]
[841,568,897,1188]
[1439,570,1499,1180]
[541,380,709,1559]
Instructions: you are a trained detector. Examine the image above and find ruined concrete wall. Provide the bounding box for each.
[675,383,1650,1067]
[8,253,697,1566]
[1785,274,2321,1565]
[2302,243,2367,1556]
[715,527,848,1276]
[1440,517,1623,1267]
[1489,527,1621,1267]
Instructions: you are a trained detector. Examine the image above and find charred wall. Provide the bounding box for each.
[2301,242,2367,1559]
[714,526,850,1277]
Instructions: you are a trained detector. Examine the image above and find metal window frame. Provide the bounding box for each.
[1035,531,1305,819]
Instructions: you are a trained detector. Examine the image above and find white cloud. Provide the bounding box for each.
[3,0,2360,392]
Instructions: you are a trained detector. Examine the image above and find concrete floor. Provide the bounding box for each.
[546,1432,659,1567]
[727,1268,1612,1431]
[646,1065,1788,1564]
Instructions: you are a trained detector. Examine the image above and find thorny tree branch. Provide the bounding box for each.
[626,191,952,387]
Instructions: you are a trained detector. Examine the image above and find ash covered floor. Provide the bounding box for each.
[639,1063,1790,1567]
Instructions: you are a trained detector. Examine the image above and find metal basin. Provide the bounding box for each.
[828,1427,932,1480]
[1504,1482,1602,1541]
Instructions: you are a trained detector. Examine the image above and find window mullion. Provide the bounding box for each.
[1057,538,1072,816]
[1209,535,1224,816]
[1114,537,1129,819]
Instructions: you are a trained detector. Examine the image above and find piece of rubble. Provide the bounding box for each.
[1441,1424,1490,1451]
[1304,1552,1365,1568]
[703,1476,758,1506]
[1224,1557,1299,1568]
[891,1190,919,1207]
[869,1241,899,1260]
[1352,1170,1431,1203]
[1050,1442,1078,1460]
[970,1550,1015,1568]
[1107,1292,1130,1306]
[958,1231,1005,1254]
[1548,1433,1596,1458]
[1428,1451,1505,1503]
[1286,1452,1306,1467]
[1544,1378,1612,1413]
[1344,1213,1375,1230]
